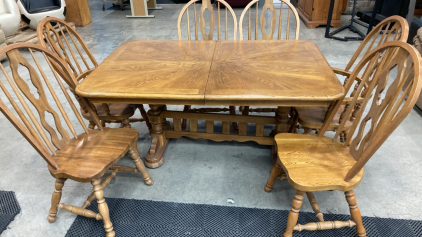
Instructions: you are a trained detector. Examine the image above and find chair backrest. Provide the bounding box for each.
[319,41,422,182]
[37,17,98,82]
[177,0,238,41]
[0,43,103,170]
[344,15,408,72]
[238,0,299,40]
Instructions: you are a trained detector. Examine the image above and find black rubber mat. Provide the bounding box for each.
[0,191,21,235]
[66,198,422,236]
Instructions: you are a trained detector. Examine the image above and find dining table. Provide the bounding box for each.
[76,40,345,168]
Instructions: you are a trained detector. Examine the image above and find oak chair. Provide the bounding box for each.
[238,0,299,120]
[177,0,238,41]
[177,0,238,131]
[296,16,409,140]
[36,17,151,130]
[267,41,422,236]
[239,0,299,41]
[0,43,153,237]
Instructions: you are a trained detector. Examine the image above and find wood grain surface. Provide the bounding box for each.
[77,40,216,105]
[205,40,344,106]
[76,40,344,106]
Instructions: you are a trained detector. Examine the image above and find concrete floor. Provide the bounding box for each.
[1,1,422,236]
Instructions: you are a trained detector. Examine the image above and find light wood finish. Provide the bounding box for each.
[268,41,422,236]
[177,0,237,40]
[76,40,342,106]
[343,16,409,73]
[37,17,151,130]
[297,16,409,140]
[297,0,342,28]
[205,40,343,106]
[126,0,162,18]
[239,0,300,40]
[76,40,344,168]
[64,0,92,27]
[238,0,299,119]
[306,192,324,222]
[177,0,238,133]
[293,220,356,231]
[0,44,153,237]
[76,40,215,105]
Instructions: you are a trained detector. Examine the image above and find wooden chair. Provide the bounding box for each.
[266,41,422,236]
[296,16,409,140]
[177,0,238,131]
[36,17,151,130]
[238,0,299,121]
[177,0,237,41]
[0,43,153,237]
[239,0,299,41]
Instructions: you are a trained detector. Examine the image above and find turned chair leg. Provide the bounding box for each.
[265,159,283,192]
[47,178,67,223]
[306,192,324,222]
[120,118,131,128]
[284,190,305,237]
[92,179,115,237]
[138,105,152,130]
[129,141,153,185]
[88,120,96,129]
[345,190,367,237]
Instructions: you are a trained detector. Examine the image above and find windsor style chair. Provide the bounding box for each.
[296,16,409,141]
[177,0,238,131]
[239,0,299,41]
[36,17,151,130]
[238,0,299,120]
[0,43,153,237]
[268,41,422,236]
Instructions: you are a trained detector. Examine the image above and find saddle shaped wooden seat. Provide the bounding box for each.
[266,41,422,237]
[50,128,144,182]
[275,133,363,192]
[0,43,153,237]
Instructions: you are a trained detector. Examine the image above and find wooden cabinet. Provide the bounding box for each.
[65,0,92,27]
[297,0,343,28]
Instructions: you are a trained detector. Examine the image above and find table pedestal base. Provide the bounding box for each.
[144,106,293,169]
[145,138,168,168]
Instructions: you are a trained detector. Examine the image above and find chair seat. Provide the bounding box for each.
[82,103,136,119]
[48,128,139,182]
[275,133,364,192]
[297,105,353,131]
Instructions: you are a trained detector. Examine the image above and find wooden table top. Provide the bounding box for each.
[206,41,344,106]
[76,40,344,106]
[77,40,216,105]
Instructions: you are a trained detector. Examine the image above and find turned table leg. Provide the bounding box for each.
[276,106,290,133]
[145,104,169,168]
